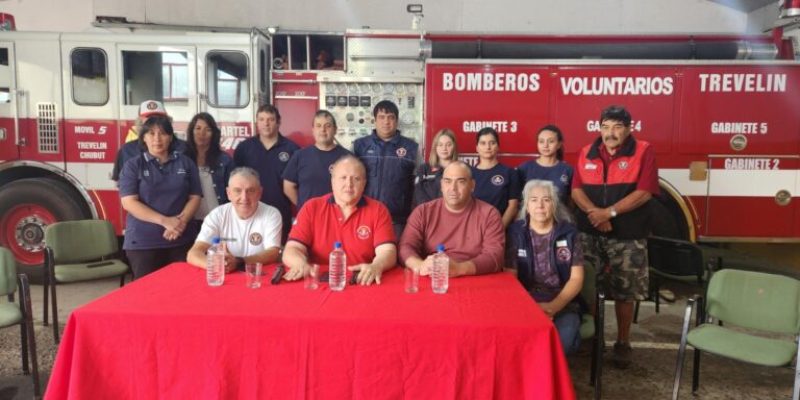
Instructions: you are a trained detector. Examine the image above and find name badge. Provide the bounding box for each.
[517,249,527,258]
[556,240,568,247]
[584,163,597,170]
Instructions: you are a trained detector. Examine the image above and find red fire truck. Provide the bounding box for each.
[0,23,798,277]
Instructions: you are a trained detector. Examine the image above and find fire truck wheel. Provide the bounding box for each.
[0,178,89,283]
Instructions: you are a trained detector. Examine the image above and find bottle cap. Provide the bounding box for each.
[334,241,342,249]
[436,244,445,252]
[212,237,220,244]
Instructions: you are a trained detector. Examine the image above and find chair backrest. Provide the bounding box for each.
[45,220,118,264]
[648,236,705,279]
[0,247,17,296]
[706,268,800,335]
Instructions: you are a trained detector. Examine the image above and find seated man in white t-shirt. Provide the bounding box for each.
[187,167,283,272]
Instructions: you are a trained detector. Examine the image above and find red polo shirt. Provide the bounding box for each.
[288,194,396,266]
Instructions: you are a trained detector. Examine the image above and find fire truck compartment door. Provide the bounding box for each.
[705,155,798,239]
[0,41,17,161]
[116,44,198,141]
[197,43,257,153]
[254,32,271,108]
[60,41,119,190]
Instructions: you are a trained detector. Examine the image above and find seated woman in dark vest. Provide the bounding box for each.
[507,179,585,354]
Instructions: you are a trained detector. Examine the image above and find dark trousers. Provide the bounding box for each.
[126,242,193,280]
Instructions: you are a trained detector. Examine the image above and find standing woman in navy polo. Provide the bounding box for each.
[185,112,234,236]
[471,127,521,227]
[234,105,299,242]
[119,116,202,279]
[413,128,458,207]
[517,125,574,205]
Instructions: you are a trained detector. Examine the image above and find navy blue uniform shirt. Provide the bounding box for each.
[471,163,522,215]
[233,134,299,240]
[112,139,187,181]
[119,151,202,250]
[282,144,351,211]
[353,130,418,224]
[517,160,574,204]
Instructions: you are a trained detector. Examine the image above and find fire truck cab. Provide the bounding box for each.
[0,28,271,275]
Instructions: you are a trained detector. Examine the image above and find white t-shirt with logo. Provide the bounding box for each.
[196,202,282,257]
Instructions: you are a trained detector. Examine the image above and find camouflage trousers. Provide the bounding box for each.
[580,233,649,301]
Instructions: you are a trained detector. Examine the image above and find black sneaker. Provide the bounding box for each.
[612,341,632,369]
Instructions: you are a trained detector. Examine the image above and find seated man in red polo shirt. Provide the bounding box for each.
[399,161,505,277]
[282,155,397,285]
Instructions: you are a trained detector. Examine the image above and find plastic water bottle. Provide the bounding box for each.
[432,244,449,294]
[206,237,225,286]
[329,241,347,291]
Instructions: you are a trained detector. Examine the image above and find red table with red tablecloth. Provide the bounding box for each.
[45,263,575,399]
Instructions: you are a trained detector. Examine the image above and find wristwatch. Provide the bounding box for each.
[609,207,618,218]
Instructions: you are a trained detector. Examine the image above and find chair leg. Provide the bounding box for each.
[654,280,661,315]
[672,298,695,400]
[792,337,800,400]
[119,272,126,287]
[18,274,41,397]
[589,336,597,385]
[51,275,60,343]
[42,264,49,327]
[633,301,640,323]
[20,320,29,374]
[691,349,701,393]
[593,293,605,400]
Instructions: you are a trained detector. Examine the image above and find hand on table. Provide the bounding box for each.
[223,250,237,273]
[348,263,382,285]
[415,255,435,276]
[283,264,305,281]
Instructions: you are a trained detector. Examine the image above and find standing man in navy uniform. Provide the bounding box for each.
[282,110,351,212]
[353,100,418,238]
[234,105,299,242]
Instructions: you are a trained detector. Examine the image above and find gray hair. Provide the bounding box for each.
[228,166,261,185]
[518,179,573,224]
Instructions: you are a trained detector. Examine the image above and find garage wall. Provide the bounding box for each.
[1,0,93,32]
[2,0,780,34]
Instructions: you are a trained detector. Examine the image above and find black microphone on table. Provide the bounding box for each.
[271,264,285,285]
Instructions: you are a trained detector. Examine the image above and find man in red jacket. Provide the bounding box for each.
[572,105,659,369]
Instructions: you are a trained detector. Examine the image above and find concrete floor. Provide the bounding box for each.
[1,266,798,399]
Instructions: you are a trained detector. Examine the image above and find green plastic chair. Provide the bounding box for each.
[578,262,605,400]
[0,247,40,397]
[672,268,800,400]
[43,219,129,342]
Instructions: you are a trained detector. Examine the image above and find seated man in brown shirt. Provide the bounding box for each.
[399,161,505,277]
